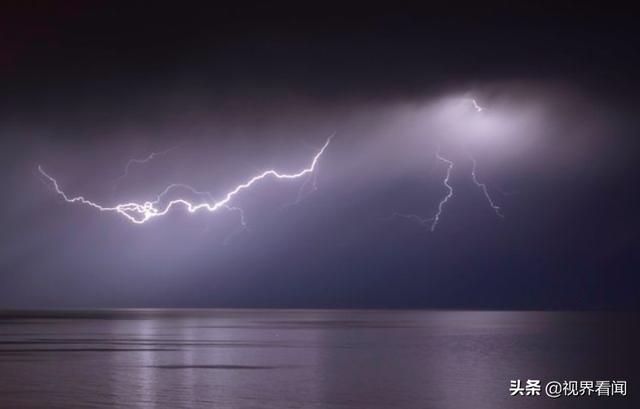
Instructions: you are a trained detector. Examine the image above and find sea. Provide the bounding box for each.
[0,309,638,408]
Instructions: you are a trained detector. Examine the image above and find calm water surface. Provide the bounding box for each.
[0,310,637,408]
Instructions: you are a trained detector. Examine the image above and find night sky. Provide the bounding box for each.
[1,2,638,309]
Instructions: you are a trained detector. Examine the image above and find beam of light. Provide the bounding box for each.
[113,145,182,191]
[38,135,333,225]
[430,147,454,231]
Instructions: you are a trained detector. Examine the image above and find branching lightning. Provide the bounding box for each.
[39,135,333,225]
[113,145,182,191]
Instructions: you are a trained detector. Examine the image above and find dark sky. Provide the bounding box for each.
[1,2,638,309]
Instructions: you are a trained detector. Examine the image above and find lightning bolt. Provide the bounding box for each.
[279,172,318,210]
[468,153,504,218]
[154,183,248,229]
[384,147,454,231]
[279,145,323,210]
[113,145,182,191]
[465,98,504,218]
[388,97,505,231]
[430,147,454,232]
[154,183,248,243]
[39,135,333,225]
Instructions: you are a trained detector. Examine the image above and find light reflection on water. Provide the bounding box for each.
[0,310,637,408]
